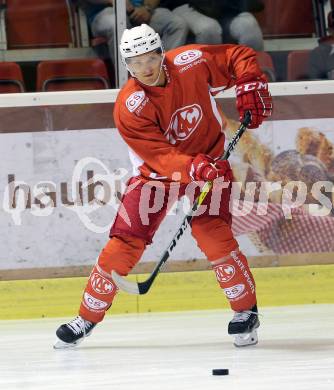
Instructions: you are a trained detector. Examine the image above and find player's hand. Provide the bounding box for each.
[129,6,152,24]
[126,0,135,14]
[235,75,273,129]
[189,154,233,182]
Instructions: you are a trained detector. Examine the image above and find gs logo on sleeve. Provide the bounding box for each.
[165,104,203,144]
[126,91,145,112]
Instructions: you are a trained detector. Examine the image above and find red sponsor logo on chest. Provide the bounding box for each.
[165,104,203,144]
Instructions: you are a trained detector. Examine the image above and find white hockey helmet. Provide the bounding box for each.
[120,24,162,59]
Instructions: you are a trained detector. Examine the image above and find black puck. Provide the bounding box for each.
[212,369,229,376]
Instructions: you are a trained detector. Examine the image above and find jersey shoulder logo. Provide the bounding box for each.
[165,104,203,144]
[174,49,202,66]
[126,90,145,112]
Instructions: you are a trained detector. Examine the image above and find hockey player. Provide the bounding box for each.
[54,24,272,349]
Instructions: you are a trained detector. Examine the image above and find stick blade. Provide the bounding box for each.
[111,271,140,295]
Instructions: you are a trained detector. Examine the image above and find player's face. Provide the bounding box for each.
[126,50,165,86]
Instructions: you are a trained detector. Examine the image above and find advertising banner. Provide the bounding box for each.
[0,91,334,276]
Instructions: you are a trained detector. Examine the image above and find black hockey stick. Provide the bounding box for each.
[112,111,251,294]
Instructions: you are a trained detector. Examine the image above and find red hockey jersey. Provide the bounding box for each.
[114,43,263,183]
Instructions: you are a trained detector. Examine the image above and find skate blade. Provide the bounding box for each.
[233,329,258,347]
[53,338,82,350]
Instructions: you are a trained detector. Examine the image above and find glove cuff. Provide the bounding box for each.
[236,73,267,85]
[235,75,268,96]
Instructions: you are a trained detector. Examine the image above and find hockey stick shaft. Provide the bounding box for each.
[112,111,251,294]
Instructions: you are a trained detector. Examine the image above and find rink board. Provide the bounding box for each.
[1,264,334,320]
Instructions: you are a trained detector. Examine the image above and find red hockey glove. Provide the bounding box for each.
[235,75,273,129]
[189,154,233,182]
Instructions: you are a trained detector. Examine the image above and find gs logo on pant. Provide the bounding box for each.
[84,292,108,310]
[223,284,246,300]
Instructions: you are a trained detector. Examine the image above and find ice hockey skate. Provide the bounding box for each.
[228,305,260,347]
[54,316,96,349]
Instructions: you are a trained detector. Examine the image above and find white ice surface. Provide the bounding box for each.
[0,305,333,390]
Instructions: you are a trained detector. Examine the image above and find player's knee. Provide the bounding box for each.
[191,217,238,261]
[196,21,222,44]
[170,14,187,33]
[98,235,146,276]
[230,13,263,50]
